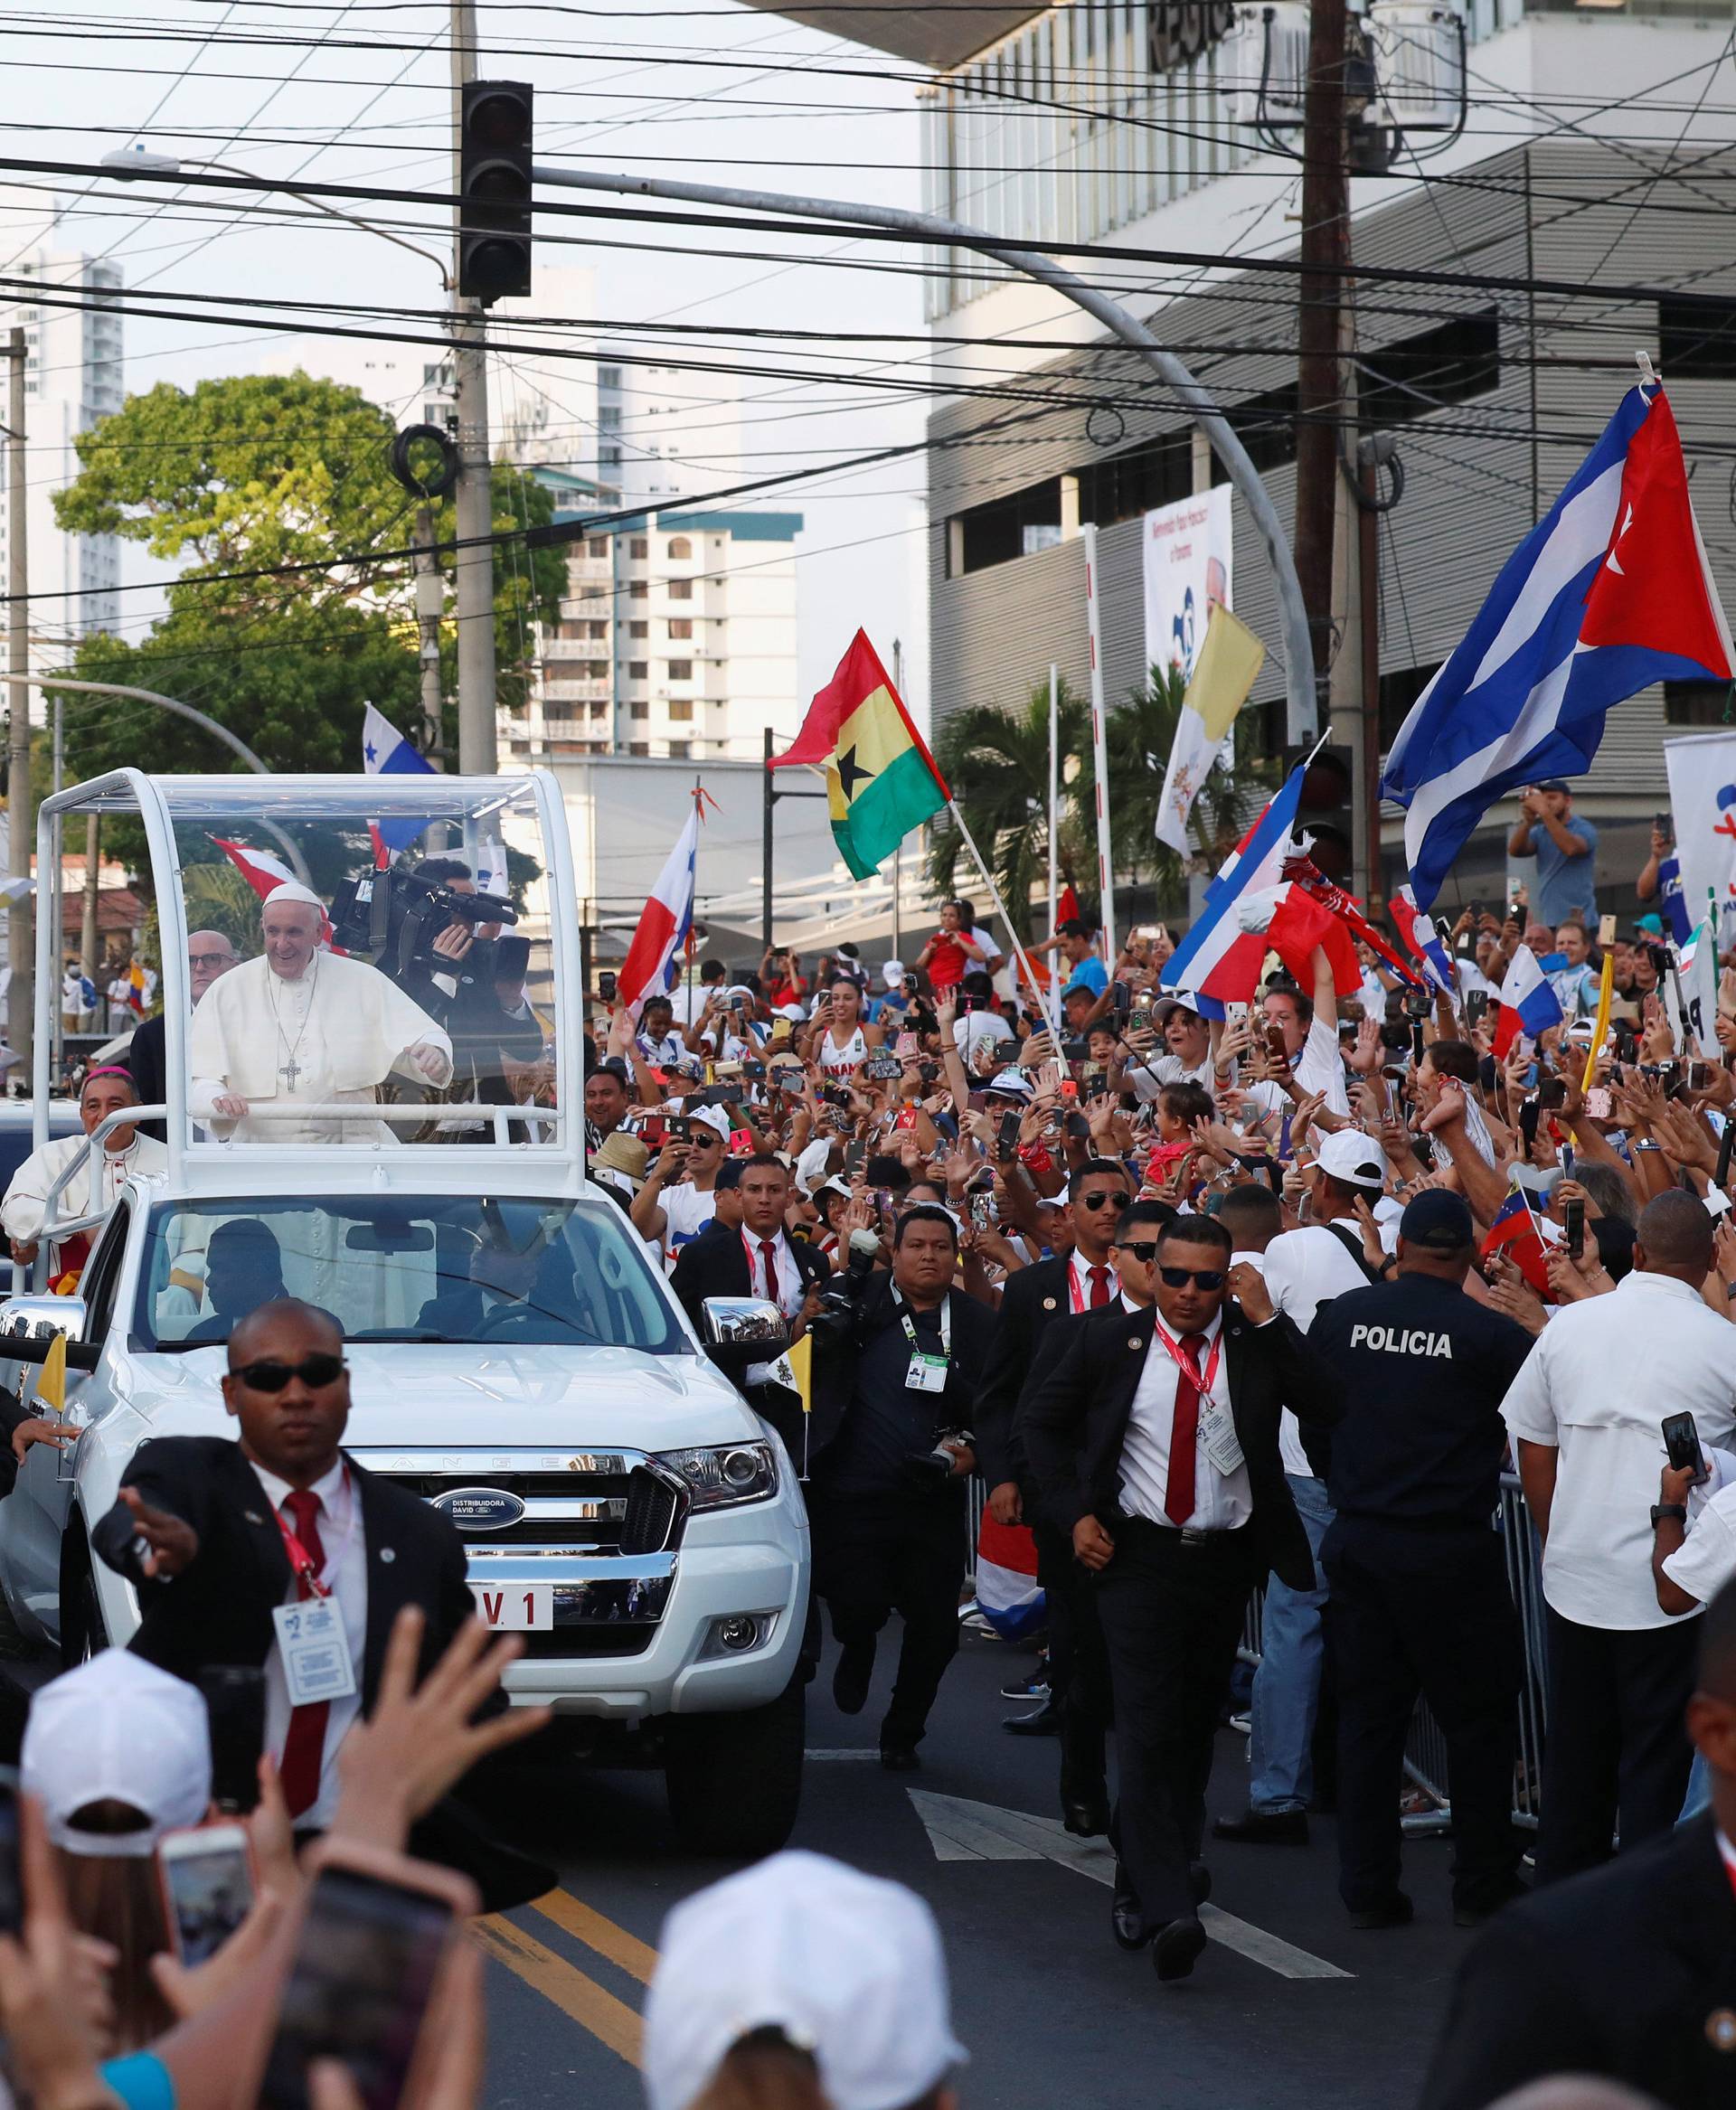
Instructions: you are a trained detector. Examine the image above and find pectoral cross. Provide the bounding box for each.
[279,1055,303,1088]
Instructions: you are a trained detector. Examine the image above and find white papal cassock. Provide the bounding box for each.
[2,1131,167,1263]
[189,951,452,1145]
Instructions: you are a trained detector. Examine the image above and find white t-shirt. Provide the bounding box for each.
[1245,1013,1351,1120]
[1124,1049,1212,1105]
[1501,1271,1736,1629]
[660,1181,718,1265]
[1263,1222,1373,1475]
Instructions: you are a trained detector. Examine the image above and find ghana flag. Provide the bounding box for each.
[771,629,949,880]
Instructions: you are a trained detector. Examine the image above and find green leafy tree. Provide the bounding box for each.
[1108,663,1280,886]
[52,370,566,787]
[925,677,1097,937]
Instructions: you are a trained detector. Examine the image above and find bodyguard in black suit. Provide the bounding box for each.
[977,1157,1133,1832]
[1421,1576,1736,2110]
[92,1297,551,1911]
[1022,1204,1341,1983]
[671,1154,830,1465]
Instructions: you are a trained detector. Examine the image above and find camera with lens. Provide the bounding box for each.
[808,1229,882,1342]
[900,1429,971,1491]
[329,867,517,977]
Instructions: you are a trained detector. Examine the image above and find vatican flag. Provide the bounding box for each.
[1155,606,1267,854]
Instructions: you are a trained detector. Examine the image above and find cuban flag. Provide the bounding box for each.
[363,703,439,856]
[1492,944,1563,1058]
[618,808,699,1018]
[1390,884,1456,997]
[1161,766,1357,1014]
[973,1512,1045,1642]
[1383,382,1735,911]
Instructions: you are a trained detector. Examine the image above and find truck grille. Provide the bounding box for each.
[369,1457,685,1554]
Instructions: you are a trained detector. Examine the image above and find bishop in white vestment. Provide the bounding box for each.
[189,884,452,1145]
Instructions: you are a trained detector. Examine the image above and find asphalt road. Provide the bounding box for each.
[470,1621,1484,2110]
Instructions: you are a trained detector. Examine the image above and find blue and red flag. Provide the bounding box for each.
[618,807,700,1019]
[1493,944,1564,1059]
[1383,381,1735,911]
[1391,884,1456,997]
[1482,1189,1550,1295]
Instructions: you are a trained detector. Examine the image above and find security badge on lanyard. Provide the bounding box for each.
[898,1292,951,1393]
[269,1501,358,1710]
[1151,1321,1244,1477]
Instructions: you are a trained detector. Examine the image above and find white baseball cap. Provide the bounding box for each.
[24,1649,212,1856]
[1316,1129,1386,1191]
[882,960,905,990]
[794,1137,834,1194]
[985,1069,1034,1100]
[686,1104,733,1143]
[644,1851,967,2110]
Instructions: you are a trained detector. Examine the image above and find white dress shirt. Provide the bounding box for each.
[1263,1221,1372,1477]
[743,1227,806,1384]
[1118,1309,1252,1531]
[1501,1270,1736,1630]
[1068,1248,1118,1313]
[251,1455,367,1830]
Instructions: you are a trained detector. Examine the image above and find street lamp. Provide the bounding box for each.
[99,145,450,287]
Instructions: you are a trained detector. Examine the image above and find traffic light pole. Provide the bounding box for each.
[451,0,496,775]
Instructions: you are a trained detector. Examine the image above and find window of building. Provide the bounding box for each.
[668,578,693,600]
[629,580,648,600]
[629,619,648,638]
[601,447,621,469]
[667,536,693,559]
[1658,297,1736,380]
[582,661,608,681]
[667,660,693,681]
[668,699,694,721]
[1665,678,1731,726]
[1357,309,1500,425]
[1077,435,1192,529]
[590,698,609,718]
[628,739,649,754]
[629,537,648,560]
[599,365,621,389]
[599,407,621,431]
[668,740,692,758]
[631,702,648,721]
[588,619,608,639]
[628,660,648,679]
[668,618,693,639]
[586,538,609,559]
[953,477,1062,575]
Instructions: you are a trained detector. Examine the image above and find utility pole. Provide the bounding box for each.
[414,504,446,763]
[5,328,30,1082]
[1293,0,1351,721]
[451,0,497,775]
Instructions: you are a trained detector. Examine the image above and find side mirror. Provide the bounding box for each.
[0,1297,99,1371]
[699,1295,789,1379]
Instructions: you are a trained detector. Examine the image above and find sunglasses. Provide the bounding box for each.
[1076,1190,1128,1211]
[230,1353,347,1393]
[1157,1266,1226,1291]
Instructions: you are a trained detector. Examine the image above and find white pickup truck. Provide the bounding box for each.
[0,766,810,1859]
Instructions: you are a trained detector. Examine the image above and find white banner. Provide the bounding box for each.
[1664,730,1736,928]
[1143,485,1233,684]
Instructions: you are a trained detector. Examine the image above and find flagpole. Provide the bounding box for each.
[946,798,1049,1024]
[1047,662,1061,1034]
[1082,524,1116,965]
[688,774,703,1026]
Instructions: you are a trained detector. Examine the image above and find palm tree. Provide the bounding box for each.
[926,677,1095,937]
[1107,663,1280,882]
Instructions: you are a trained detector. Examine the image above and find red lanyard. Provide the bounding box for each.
[1069,1259,1118,1314]
[270,1470,349,1602]
[1150,1318,1222,1399]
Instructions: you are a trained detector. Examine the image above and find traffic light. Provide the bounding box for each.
[1287,742,1354,884]
[458,80,533,305]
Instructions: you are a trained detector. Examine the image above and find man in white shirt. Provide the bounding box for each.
[1213,1135,1388,1847]
[644,1107,731,1267]
[1502,1190,1736,1883]
[1245,947,1351,1120]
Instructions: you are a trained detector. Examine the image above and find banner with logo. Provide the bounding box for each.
[1143,484,1233,686]
[1664,730,1736,931]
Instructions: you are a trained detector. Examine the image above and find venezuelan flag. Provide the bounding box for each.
[771,629,948,881]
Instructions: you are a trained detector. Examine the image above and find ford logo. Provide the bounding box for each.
[430,1487,525,1531]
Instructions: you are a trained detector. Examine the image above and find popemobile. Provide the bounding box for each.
[0,767,810,1857]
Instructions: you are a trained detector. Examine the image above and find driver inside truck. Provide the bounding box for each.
[184,1219,288,1343]
[415,1202,552,1337]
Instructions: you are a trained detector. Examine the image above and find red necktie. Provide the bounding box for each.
[760,1239,779,1305]
[1163,1333,1211,1527]
[1089,1264,1110,1308]
[278,1490,329,1822]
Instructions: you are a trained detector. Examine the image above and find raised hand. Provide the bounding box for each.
[117,1484,199,1579]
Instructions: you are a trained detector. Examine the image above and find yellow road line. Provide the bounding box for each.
[530,1889,659,1986]
[474,1912,645,2068]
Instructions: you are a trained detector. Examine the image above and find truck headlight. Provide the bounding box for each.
[656,1441,778,1511]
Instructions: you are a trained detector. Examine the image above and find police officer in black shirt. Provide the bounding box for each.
[1306,1189,1535,1931]
[807,1204,995,1770]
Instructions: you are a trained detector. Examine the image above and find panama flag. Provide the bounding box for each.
[1492,944,1563,1058]
[1383,382,1735,911]
[1482,1189,1551,1295]
[362,703,439,856]
[618,808,700,1019]
[1390,884,1456,997]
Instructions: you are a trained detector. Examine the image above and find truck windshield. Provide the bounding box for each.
[133,1195,685,1353]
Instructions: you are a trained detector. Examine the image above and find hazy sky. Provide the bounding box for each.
[5,0,930,718]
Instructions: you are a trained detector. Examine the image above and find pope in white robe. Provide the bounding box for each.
[190,882,453,1146]
[3,1066,166,1274]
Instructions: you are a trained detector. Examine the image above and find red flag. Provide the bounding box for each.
[1482,1191,1551,1295]
[1054,882,1080,930]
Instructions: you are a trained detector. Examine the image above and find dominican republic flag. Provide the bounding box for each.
[1391,884,1456,997]
[973,1512,1045,1643]
[618,808,700,1019]
[1382,383,1735,912]
[1160,765,1357,1015]
[1492,945,1563,1058]
[1483,1189,1550,1295]
[363,704,439,856]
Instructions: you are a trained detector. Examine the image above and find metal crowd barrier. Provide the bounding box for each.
[966,1472,1551,1830]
